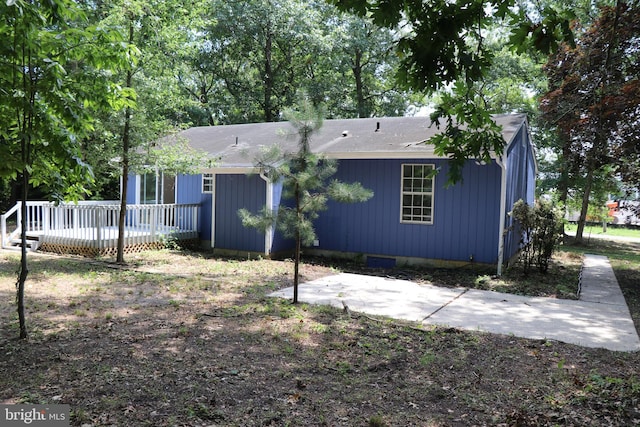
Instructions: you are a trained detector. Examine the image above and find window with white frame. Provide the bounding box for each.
[401,164,434,224]
[202,173,214,193]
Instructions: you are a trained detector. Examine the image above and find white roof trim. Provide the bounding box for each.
[203,166,257,174]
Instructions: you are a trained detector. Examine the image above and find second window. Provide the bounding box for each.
[401,164,434,224]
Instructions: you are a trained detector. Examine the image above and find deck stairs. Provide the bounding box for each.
[1,202,42,252]
[4,234,41,252]
[2,200,200,256]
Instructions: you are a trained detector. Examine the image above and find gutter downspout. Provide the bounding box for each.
[259,171,273,256]
[210,173,216,249]
[496,152,507,276]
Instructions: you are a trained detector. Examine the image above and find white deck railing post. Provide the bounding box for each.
[25,204,31,234]
[0,209,7,248]
[151,205,157,242]
[192,205,198,233]
[43,204,50,234]
[96,206,103,251]
[16,204,22,237]
[1,201,199,252]
[72,206,78,234]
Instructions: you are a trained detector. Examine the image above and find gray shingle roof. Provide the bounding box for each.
[168,114,527,169]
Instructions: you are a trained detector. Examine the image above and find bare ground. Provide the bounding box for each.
[0,244,639,427]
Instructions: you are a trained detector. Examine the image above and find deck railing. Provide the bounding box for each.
[1,201,200,253]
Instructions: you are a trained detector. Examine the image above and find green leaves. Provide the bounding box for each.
[509,199,563,274]
[329,0,579,185]
[141,139,213,177]
[429,82,505,185]
[239,101,373,300]
[509,7,576,54]
[327,180,373,203]
[333,0,575,93]
[0,0,136,199]
[238,207,277,232]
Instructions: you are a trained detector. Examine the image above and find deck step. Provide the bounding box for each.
[8,238,40,252]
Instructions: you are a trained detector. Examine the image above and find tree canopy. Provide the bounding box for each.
[327,0,576,183]
[540,1,640,240]
[0,0,133,338]
[239,100,373,303]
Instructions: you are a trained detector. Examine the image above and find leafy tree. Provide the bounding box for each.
[239,100,373,303]
[422,23,551,184]
[540,1,640,242]
[316,11,412,118]
[328,0,575,183]
[94,0,211,263]
[200,0,324,123]
[184,1,413,123]
[510,199,563,274]
[0,0,131,338]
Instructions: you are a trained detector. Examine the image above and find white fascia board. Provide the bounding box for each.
[323,151,505,161]
[323,151,440,160]
[203,160,287,175]
[203,166,257,174]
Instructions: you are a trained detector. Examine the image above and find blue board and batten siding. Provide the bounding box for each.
[214,174,267,253]
[503,125,536,261]
[126,116,534,267]
[125,177,137,205]
[176,174,210,242]
[312,159,502,264]
[126,173,209,241]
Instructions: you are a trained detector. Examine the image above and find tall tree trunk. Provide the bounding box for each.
[557,136,571,235]
[575,164,594,243]
[117,92,132,263]
[16,168,29,339]
[263,24,274,122]
[293,183,300,304]
[16,103,32,339]
[199,84,215,126]
[16,44,35,339]
[353,49,366,118]
[293,230,300,304]
[117,22,135,263]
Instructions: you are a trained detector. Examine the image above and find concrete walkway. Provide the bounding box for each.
[270,254,640,352]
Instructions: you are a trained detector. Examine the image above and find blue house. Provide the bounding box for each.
[128,114,536,273]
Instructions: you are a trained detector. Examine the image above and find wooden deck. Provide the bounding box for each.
[1,201,200,256]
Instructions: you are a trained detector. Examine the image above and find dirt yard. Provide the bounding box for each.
[0,246,639,426]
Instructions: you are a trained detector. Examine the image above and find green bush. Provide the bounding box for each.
[509,199,563,274]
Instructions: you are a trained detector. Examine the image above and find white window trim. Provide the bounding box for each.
[202,173,214,194]
[139,170,159,204]
[400,163,435,225]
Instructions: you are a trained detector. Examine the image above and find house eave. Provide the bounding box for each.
[205,151,507,168]
[324,151,439,160]
[203,166,256,174]
[324,150,506,161]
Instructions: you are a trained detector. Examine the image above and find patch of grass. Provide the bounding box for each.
[561,238,640,264]
[335,360,353,375]
[1,246,639,426]
[565,223,640,239]
[70,408,91,425]
[310,322,329,334]
[419,350,436,366]
[368,414,389,427]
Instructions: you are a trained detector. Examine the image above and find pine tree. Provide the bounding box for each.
[239,100,373,303]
